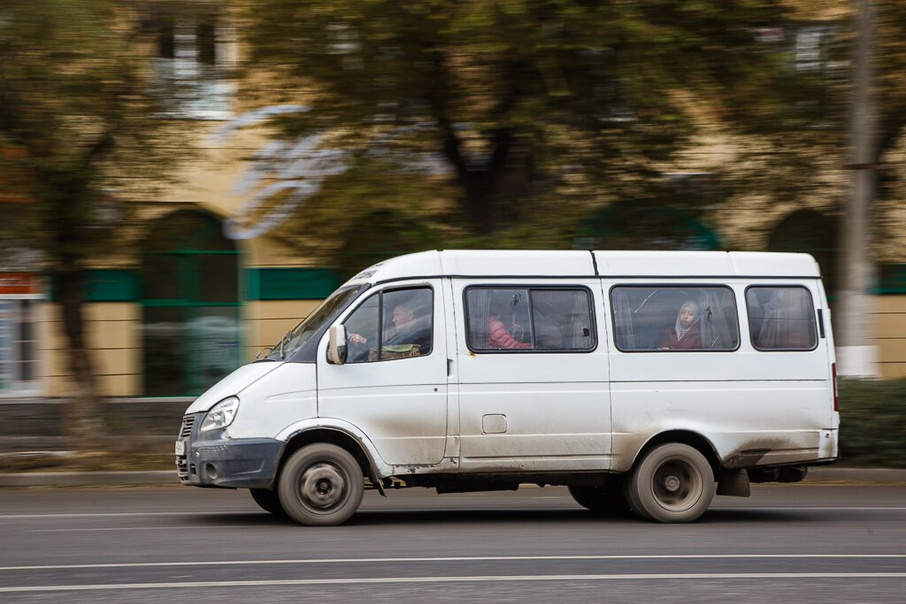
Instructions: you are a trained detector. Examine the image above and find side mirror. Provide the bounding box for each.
[328,324,347,365]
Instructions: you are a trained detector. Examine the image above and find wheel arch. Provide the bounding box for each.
[630,430,720,473]
[275,428,384,494]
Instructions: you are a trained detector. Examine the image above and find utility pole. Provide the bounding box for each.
[837,0,878,377]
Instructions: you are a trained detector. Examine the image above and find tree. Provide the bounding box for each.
[0,0,192,443]
[240,0,800,257]
[836,0,906,376]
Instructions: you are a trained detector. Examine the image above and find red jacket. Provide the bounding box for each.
[660,322,702,350]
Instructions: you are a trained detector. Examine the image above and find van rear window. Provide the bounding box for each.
[745,286,818,351]
[610,286,740,352]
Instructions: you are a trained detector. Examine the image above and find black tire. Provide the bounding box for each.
[278,444,364,526]
[568,480,631,516]
[626,443,714,523]
[249,488,286,516]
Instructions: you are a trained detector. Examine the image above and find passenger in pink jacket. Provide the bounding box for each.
[488,314,532,349]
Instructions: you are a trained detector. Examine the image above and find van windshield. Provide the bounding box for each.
[263,284,370,362]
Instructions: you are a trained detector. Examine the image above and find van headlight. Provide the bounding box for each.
[200,397,240,432]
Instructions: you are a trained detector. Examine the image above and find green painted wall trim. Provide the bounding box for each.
[246,268,341,301]
[876,265,906,295]
[49,267,340,302]
[49,269,140,302]
[56,265,906,299]
[88,269,140,302]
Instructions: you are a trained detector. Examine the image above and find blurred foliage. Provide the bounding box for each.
[838,378,906,468]
[0,0,193,264]
[872,1,906,211]
[873,2,906,153]
[728,1,906,214]
[265,155,457,275]
[240,0,827,272]
[0,0,195,439]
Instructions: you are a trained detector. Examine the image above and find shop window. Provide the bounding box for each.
[0,298,40,394]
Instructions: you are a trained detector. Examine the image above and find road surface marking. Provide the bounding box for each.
[2,573,906,593]
[2,554,906,572]
[1,506,906,521]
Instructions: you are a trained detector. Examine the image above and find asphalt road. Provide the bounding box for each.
[1,484,905,603]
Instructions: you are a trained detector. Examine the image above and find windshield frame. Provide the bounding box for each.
[261,283,371,363]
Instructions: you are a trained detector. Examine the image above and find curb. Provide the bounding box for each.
[0,467,904,488]
[803,467,906,483]
[0,471,178,488]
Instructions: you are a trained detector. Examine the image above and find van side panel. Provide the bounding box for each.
[453,278,612,472]
[606,279,834,472]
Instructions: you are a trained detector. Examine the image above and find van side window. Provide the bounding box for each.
[746,286,817,351]
[610,286,740,352]
[465,287,595,352]
[344,294,379,363]
[344,287,433,362]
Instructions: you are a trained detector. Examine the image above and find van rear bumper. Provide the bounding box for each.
[177,438,283,489]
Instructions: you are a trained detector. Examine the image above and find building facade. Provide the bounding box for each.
[4,0,906,400]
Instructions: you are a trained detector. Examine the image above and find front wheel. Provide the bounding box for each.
[278,444,364,526]
[626,443,714,523]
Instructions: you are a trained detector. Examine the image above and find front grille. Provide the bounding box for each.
[179,414,195,438]
[176,457,189,481]
[176,414,194,482]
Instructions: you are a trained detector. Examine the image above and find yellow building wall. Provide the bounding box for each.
[38,299,329,396]
[244,300,323,362]
[39,302,142,397]
[875,296,906,379]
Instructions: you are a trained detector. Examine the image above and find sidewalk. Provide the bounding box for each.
[1,467,904,488]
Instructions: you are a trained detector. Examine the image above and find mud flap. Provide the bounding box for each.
[717,468,751,497]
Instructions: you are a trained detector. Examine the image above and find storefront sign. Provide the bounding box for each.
[0,273,41,296]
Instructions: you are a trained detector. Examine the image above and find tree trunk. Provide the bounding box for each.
[442,123,524,237]
[837,0,878,377]
[56,263,104,449]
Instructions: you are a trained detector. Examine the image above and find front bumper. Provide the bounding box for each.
[176,413,283,489]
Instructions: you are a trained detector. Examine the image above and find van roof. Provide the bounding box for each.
[345,250,821,285]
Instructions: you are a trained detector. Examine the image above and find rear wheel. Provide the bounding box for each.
[249,488,285,516]
[626,443,714,523]
[278,444,364,526]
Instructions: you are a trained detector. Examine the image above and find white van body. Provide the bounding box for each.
[176,250,839,524]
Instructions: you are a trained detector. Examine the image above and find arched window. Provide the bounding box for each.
[141,210,241,396]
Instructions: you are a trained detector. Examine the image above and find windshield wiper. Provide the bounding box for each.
[278,329,293,359]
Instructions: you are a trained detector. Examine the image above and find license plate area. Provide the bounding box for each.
[174,440,186,456]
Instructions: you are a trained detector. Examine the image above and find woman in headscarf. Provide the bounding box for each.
[660,300,702,350]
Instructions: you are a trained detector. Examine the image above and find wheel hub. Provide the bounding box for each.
[300,463,346,510]
[662,474,681,493]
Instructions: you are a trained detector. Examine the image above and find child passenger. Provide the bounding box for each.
[660,300,702,350]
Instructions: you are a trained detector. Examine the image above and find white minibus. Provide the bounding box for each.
[176,250,839,524]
